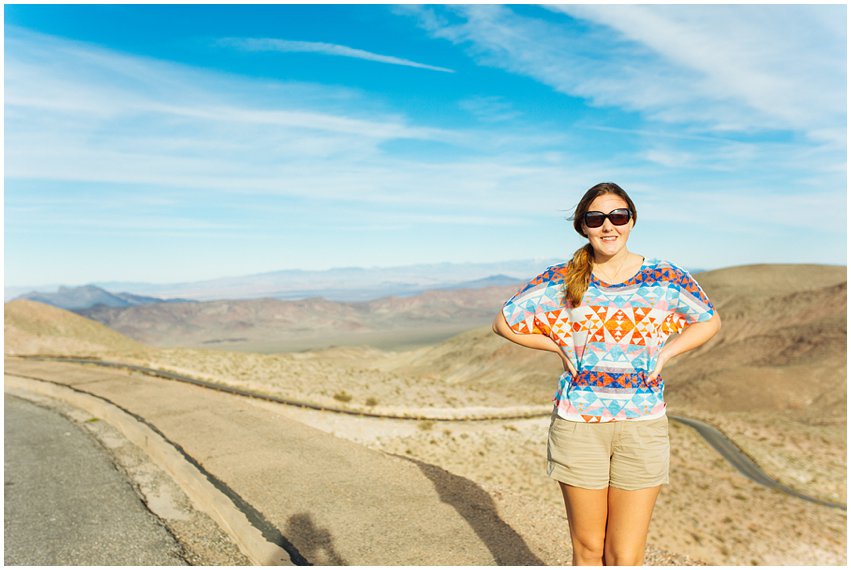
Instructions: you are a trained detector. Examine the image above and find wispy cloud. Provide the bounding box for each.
[4,27,605,214]
[403,5,845,146]
[7,24,841,215]
[553,5,845,143]
[458,95,521,123]
[219,37,454,73]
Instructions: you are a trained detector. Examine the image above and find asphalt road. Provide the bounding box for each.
[670,414,845,510]
[4,393,188,565]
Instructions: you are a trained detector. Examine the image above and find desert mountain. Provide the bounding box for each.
[659,264,846,424]
[74,284,524,352]
[5,299,147,356]
[15,284,192,311]
[66,262,846,363]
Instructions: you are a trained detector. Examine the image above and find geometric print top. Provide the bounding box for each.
[501,257,716,423]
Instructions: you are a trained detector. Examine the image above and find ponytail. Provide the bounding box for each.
[563,243,594,308]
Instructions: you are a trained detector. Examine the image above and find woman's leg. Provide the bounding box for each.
[603,485,662,565]
[559,482,610,565]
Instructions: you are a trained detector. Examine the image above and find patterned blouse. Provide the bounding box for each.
[501,257,716,422]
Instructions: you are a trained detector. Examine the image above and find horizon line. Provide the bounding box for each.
[5,259,847,292]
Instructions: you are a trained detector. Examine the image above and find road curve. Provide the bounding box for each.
[6,360,550,565]
[16,355,846,512]
[669,415,844,510]
[4,394,189,565]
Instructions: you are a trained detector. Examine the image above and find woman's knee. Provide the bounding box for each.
[560,483,609,563]
[602,548,645,566]
[602,485,660,565]
[572,533,606,561]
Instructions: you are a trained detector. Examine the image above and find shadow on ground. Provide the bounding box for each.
[285,512,347,565]
[393,454,545,565]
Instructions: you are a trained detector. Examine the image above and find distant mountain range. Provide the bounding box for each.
[14,284,195,311]
[5,257,726,354]
[69,282,527,352]
[5,258,567,306]
[6,258,714,307]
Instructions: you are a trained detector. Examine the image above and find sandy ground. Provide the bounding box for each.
[116,345,546,411]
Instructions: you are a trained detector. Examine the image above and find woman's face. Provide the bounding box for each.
[581,194,634,257]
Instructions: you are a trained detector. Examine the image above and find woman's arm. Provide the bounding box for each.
[492,312,578,375]
[647,312,722,382]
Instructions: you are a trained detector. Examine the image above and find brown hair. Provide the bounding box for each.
[563,182,638,307]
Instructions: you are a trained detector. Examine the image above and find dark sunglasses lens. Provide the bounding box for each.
[609,210,631,225]
[584,213,605,228]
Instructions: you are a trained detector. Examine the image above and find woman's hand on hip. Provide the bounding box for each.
[647,350,672,383]
[559,352,578,376]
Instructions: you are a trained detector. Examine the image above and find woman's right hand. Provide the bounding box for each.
[558,352,578,377]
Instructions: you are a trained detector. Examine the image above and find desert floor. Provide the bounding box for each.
[99,344,847,566]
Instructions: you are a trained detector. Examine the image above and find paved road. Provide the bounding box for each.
[27,355,845,512]
[4,394,188,565]
[5,360,541,565]
[670,414,845,510]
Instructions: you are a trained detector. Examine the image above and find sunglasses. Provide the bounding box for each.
[583,208,632,228]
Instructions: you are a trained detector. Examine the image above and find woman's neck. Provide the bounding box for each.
[592,249,633,267]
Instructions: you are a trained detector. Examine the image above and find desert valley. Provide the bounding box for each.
[4,262,847,565]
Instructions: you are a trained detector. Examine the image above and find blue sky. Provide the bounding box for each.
[4,4,847,287]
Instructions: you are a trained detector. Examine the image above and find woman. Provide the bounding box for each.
[492,182,721,566]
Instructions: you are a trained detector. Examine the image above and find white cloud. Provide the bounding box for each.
[6,26,614,217]
[642,148,696,169]
[405,5,845,145]
[458,95,521,123]
[555,5,845,141]
[219,37,454,73]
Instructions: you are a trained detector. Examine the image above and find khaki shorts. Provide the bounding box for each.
[547,408,670,491]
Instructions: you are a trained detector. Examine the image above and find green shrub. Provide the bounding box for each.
[333,391,353,403]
